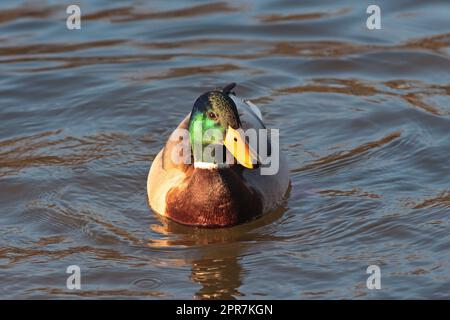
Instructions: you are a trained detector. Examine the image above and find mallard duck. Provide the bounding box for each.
[147,83,290,227]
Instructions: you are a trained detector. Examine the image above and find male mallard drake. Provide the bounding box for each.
[147,83,290,227]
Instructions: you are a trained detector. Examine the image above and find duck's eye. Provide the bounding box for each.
[208,111,217,120]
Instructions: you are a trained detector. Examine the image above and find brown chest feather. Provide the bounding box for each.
[166,168,263,227]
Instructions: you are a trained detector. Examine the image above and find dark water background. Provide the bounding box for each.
[0,0,449,299]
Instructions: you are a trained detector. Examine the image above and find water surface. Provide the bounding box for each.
[0,0,449,299]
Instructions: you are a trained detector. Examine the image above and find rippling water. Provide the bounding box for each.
[0,0,449,299]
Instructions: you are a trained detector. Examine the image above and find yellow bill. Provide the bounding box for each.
[224,126,257,169]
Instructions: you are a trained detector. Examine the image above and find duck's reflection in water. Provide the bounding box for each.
[148,206,287,299]
[190,246,244,299]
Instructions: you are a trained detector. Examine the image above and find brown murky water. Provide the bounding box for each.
[0,0,449,299]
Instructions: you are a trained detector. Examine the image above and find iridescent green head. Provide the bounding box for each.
[188,83,255,168]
